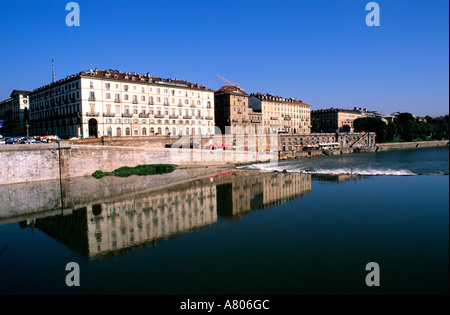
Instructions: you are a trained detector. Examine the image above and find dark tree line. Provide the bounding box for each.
[353,113,449,143]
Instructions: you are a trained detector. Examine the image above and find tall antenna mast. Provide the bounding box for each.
[52,57,55,83]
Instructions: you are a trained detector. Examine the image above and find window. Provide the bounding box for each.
[116,127,121,136]
[124,94,129,101]
[106,93,111,99]
[156,88,160,94]
[141,96,146,102]
[134,129,139,136]
[142,128,147,136]
[105,83,110,89]
[125,127,131,136]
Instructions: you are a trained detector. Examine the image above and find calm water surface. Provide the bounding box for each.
[0,147,448,294]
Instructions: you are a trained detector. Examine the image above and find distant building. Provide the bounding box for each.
[28,69,215,139]
[248,93,311,134]
[381,115,396,123]
[311,108,362,132]
[0,90,32,136]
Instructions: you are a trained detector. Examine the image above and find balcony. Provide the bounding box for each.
[190,105,196,108]
[148,101,154,105]
[183,115,191,119]
[178,104,183,107]
[88,97,96,102]
[154,114,165,119]
[270,116,278,120]
[103,112,115,117]
[86,112,99,117]
[132,100,138,104]
[205,116,214,120]
[122,113,133,118]
[284,115,291,121]
[114,99,121,103]
[139,113,149,118]
[169,115,179,119]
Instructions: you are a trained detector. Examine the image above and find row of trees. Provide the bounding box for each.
[353,113,449,143]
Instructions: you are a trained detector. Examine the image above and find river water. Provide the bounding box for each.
[0,147,448,295]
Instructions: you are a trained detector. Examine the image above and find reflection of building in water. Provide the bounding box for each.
[215,172,311,219]
[33,180,217,259]
[25,171,311,258]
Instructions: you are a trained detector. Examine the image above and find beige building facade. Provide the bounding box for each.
[311,108,362,132]
[248,93,311,134]
[29,69,215,139]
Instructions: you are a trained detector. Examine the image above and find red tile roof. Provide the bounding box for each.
[215,85,248,96]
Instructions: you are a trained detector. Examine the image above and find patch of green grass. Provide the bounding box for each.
[92,164,177,179]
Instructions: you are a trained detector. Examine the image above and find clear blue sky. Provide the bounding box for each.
[0,0,448,116]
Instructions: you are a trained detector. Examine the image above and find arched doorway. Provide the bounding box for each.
[88,119,98,138]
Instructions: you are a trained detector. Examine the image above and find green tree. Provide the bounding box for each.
[353,117,388,143]
[341,124,351,132]
[311,118,322,133]
[386,122,397,142]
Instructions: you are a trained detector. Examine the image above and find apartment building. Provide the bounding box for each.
[28,69,215,138]
[248,93,311,134]
[311,108,362,132]
[0,90,32,136]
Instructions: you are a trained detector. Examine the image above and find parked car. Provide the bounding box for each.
[0,139,5,145]
[5,138,15,144]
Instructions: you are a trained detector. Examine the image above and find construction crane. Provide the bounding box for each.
[216,74,242,90]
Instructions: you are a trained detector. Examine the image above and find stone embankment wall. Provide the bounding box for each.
[375,140,449,151]
[0,144,276,185]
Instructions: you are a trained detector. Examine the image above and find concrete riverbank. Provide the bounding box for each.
[375,140,449,151]
[0,140,447,185]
